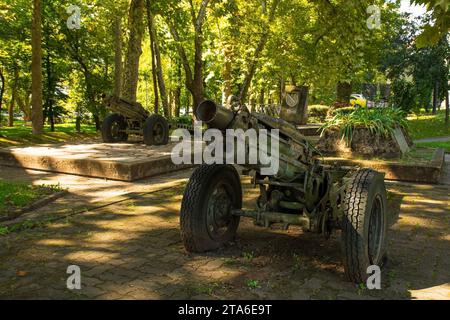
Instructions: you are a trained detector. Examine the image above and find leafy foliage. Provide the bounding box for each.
[308,105,330,122]
[321,108,408,145]
[413,0,450,47]
[381,14,449,113]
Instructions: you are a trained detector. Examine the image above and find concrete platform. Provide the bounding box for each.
[323,148,447,185]
[297,124,322,137]
[0,143,194,182]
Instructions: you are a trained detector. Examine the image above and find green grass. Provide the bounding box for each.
[0,181,62,218]
[415,141,450,152]
[407,110,450,140]
[0,122,98,148]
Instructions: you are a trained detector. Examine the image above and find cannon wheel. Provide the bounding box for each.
[143,114,170,146]
[180,164,242,253]
[102,114,128,143]
[341,169,388,284]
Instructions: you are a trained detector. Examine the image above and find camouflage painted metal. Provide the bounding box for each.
[181,98,389,283]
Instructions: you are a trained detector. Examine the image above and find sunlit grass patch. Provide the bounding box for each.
[415,141,450,152]
[0,181,63,218]
[408,110,450,140]
[0,122,98,148]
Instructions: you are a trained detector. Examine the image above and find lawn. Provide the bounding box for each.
[0,180,63,220]
[0,122,98,148]
[407,110,450,140]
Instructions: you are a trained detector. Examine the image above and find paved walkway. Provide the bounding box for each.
[0,167,449,300]
[414,136,450,143]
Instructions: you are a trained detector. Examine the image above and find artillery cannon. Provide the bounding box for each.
[180,99,388,283]
[101,95,169,146]
[101,95,194,146]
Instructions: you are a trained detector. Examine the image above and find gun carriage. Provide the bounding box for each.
[180,99,388,283]
[101,95,193,146]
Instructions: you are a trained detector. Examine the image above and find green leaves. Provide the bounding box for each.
[413,0,450,47]
[321,108,408,146]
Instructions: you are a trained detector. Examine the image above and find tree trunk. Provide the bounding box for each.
[31,0,44,134]
[445,85,449,126]
[432,80,439,114]
[336,81,352,105]
[114,17,123,97]
[145,0,169,117]
[8,65,19,127]
[0,68,4,126]
[17,92,32,121]
[150,47,159,114]
[167,0,212,115]
[278,77,285,104]
[122,0,145,103]
[146,1,159,113]
[239,0,281,104]
[259,89,265,106]
[150,42,159,113]
[298,85,309,125]
[84,71,101,131]
[222,45,232,105]
[44,52,55,131]
[76,113,81,133]
[93,114,101,131]
[174,87,181,117]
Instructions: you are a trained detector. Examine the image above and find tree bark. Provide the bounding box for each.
[222,45,232,105]
[259,89,265,106]
[298,85,309,125]
[0,68,4,126]
[45,53,55,131]
[145,0,169,117]
[150,40,159,113]
[167,0,212,113]
[146,1,159,113]
[239,0,281,104]
[114,17,123,97]
[31,0,44,134]
[336,81,352,105]
[445,85,449,126]
[432,80,439,114]
[8,65,19,127]
[17,91,32,121]
[122,0,145,103]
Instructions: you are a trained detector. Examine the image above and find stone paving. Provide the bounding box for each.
[0,167,449,300]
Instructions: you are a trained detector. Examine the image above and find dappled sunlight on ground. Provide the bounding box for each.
[0,169,448,300]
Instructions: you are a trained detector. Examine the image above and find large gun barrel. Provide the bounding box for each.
[197,99,317,182]
[197,100,236,130]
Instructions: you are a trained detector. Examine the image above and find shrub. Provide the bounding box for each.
[321,108,408,145]
[309,105,330,122]
[173,115,194,125]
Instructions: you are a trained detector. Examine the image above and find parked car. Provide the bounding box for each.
[350,94,367,108]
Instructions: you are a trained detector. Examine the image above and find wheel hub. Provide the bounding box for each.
[153,123,164,143]
[111,122,120,138]
[207,185,234,238]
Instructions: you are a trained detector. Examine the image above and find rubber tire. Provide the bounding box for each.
[101,114,128,143]
[341,169,388,284]
[180,164,242,253]
[143,114,170,146]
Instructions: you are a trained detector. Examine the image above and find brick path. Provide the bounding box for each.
[0,171,449,300]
